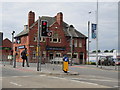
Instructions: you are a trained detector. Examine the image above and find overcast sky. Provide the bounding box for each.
[1,0,119,51]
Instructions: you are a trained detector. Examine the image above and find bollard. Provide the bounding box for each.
[63,56,69,73]
[100,60,102,69]
[13,54,16,68]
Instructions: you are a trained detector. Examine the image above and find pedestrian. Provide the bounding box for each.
[21,48,29,67]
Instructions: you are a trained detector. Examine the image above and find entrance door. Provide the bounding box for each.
[49,53,53,60]
[79,52,84,64]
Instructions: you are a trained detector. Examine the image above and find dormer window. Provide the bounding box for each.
[16,38,21,44]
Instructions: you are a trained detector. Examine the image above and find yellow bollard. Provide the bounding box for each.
[63,56,69,73]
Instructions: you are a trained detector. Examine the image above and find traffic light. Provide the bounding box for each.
[41,20,48,37]
[41,20,52,37]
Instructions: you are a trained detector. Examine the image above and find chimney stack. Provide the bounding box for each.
[56,12,63,26]
[24,25,28,31]
[69,25,74,31]
[28,11,35,28]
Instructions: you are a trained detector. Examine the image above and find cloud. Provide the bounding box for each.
[1,2,118,50]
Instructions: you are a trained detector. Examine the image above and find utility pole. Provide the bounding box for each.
[37,16,41,71]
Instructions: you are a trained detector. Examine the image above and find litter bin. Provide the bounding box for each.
[63,56,69,73]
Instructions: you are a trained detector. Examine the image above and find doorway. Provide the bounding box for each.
[79,52,84,64]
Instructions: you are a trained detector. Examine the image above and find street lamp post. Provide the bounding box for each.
[96,0,99,67]
[88,21,90,65]
[12,31,16,68]
[70,34,73,66]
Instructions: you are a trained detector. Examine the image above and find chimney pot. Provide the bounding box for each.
[56,12,63,26]
[28,11,35,28]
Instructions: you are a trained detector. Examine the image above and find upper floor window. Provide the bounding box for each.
[53,38,57,42]
[34,37,37,42]
[40,37,46,42]
[50,38,61,43]
[79,40,82,47]
[74,39,77,47]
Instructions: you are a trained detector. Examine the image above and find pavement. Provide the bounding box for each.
[70,64,119,71]
[2,61,79,76]
[1,61,119,75]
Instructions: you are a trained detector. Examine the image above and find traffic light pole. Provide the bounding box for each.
[37,16,41,71]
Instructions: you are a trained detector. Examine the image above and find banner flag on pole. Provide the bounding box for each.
[91,23,97,39]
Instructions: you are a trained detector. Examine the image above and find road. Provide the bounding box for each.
[1,61,119,89]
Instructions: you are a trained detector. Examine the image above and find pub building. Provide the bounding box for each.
[13,11,87,64]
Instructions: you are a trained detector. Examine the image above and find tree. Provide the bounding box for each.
[104,50,109,53]
[110,49,115,52]
[92,50,101,53]
[98,50,101,53]
[92,50,96,53]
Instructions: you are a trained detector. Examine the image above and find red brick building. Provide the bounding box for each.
[14,11,87,64]
[2,38,12,61]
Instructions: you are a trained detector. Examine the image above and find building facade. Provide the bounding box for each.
[14,11,87,64]
[2,38,12,61]
[0,32,3,60]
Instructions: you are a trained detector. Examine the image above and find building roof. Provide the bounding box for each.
[15,29,29,38]
[15,16,87,38]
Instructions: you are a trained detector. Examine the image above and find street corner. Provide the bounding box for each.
[45,71,80,76]
[66,71,79,75]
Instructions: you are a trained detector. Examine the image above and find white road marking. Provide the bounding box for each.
[72,78,118,82]
[79,75,118,80]
[39,75,46,77]
[5,75,35,78]
[114,86,120,88]
[41,75,100,86]
[71,80,99,85]
[10,82,22,87]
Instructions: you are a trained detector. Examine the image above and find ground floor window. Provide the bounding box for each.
[56,53,61,57]
[67,53,78,58]
[32,51,36,59]
[73,54,77,58]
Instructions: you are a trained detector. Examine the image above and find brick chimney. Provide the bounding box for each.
[28,11,35,28]
[56,12,63,26]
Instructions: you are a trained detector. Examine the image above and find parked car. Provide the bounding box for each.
[98,56,115,66]
[114,57,120,65]
[89,60,96,65]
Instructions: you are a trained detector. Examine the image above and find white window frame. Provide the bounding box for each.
[40,37,46,42]
[50,38,61,43]
[74,39,77,47]
[56,53,61,57]
[32,51,36,59]
[73,53,78,58]
[34,37,37,42]
[79,40,82,47]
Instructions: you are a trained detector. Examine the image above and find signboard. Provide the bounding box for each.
[18,45,25,49]
[46,46,65,51]
[0,47,12,50]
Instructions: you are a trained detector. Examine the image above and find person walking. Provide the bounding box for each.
[21,48,29,67]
